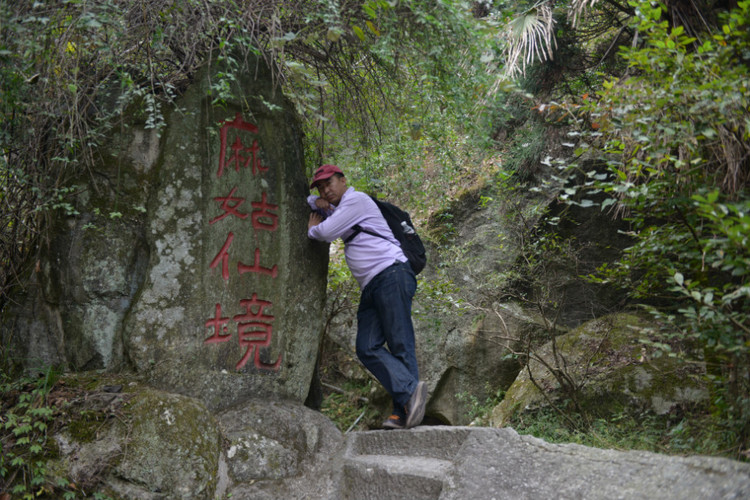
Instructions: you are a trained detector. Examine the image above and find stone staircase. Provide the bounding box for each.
[328,426,750,500]
[338,427,472,500]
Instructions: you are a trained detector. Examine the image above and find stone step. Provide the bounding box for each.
[335,428,475,500]
[347,426,473,461]
[340,454,453,500]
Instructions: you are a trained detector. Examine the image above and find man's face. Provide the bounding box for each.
[316,174,347,206]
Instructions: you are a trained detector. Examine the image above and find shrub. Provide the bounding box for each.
[554,0,750,454]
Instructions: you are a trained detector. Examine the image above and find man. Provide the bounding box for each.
[306,164,427,430]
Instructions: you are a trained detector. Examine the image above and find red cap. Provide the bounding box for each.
[310,164,343,189]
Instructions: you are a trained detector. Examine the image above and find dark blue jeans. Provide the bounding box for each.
[356,261,419,417]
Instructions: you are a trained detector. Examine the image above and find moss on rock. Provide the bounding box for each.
[49,376,221,499]
[111,386,221,499]
[489,312,708,427]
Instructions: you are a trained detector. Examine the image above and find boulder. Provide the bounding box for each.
[219,399,344,499]
[488,312,708,427]
[1,51,329,411]
[412,177,632,425]
[422,301,551,425]
[119,54,327,410]
[53,383,220,499]
[49,377,343,500]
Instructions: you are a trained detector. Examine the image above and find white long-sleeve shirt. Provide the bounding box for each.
[307,187,407,288]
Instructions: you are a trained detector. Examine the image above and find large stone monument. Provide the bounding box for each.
[2,53,328,411]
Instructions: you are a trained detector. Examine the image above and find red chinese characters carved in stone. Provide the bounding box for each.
[217,113,269,178]
[251,192,279,232]
[238,248,278,278]
[207,112,281,372]
[233,293,282,371]
[210,186,249,225]
[244,138,269,176]
[209,232,235,281]
[204,303,232,344]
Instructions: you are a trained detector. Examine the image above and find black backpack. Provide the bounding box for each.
[343,196,427,275]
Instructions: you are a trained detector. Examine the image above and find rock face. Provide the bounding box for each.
[219,399,344,499]
[415,180,632,423]
[119,58,328,411]
[1,53,328,411]
[419,302,549,426]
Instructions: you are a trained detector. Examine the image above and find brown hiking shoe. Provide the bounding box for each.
[382,414,406,430]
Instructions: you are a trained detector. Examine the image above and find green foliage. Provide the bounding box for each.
[502,120,547,180]
[1,370,127,498]
[414,277,465,317]
[0,367,72,499]
[551,0,750,450]
[511,405,739,457]
[301,1,501,215]
[484,0,636,90]
[320,379,376,432]
[457,384,505,423]
[413,275,467,347]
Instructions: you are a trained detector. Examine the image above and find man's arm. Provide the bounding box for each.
[307,189,369,243]
[307,194,333,213]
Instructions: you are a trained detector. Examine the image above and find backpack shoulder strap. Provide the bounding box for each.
[343,224,385,244]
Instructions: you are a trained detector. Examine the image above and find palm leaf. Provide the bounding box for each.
[502,2,557,77]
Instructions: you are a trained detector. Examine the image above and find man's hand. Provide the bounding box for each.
[308,212,323,230]
[314,198,332,210]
